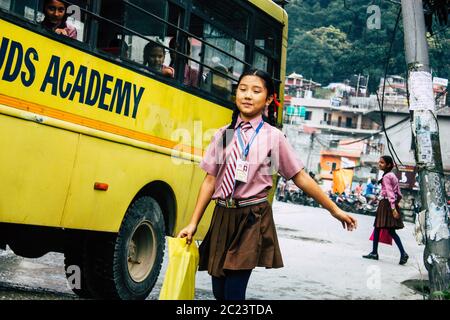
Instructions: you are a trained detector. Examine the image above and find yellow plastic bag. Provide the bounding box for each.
[159,236,199,300]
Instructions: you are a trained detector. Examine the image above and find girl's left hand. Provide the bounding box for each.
[332,208,357,231]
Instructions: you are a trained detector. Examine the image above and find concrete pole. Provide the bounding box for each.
[306,132,315,171]
[366,74,370,97]
[356,73,361,98]
[357,114,362,130]
[401,0,450,297]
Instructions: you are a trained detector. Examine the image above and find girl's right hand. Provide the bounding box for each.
[55,28,68,36]
[392,208,400,219]
[177,223,197,245]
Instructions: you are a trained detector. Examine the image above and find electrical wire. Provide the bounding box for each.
[378,7,404,166]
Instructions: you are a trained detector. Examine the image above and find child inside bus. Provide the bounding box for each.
[41,0,77,39]
[143,41,175,78]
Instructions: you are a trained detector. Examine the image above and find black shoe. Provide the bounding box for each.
[399,253,409,265]
[362,253,379,260]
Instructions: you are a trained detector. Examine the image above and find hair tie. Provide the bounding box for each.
[273,93,281,110]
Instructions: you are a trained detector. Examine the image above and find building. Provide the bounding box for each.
[284,72,321,103]
[377,74,448,110]
[282,76,381,190]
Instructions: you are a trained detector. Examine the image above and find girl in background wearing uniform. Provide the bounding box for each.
[178,69,357,300]
[363,155,409,265]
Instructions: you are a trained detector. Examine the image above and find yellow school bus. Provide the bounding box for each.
[0,0,288,299]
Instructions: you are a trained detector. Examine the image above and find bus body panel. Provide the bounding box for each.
[0,108,216,233]
[60,133,196,233]
[249,0,287,24]
[0,113,78,226]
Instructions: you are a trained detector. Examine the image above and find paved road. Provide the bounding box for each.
[0,201,426,300]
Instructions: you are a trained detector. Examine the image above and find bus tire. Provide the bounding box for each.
[113,196,165,299]
[84,196,165,300]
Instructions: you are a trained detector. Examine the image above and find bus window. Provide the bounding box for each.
[3,1,88,42]
[165,3,200,86]
[254,16,280,56]
[36,0,88,42]
[192,0,249,39]
[169,37,200,88]
[143,40,174,78]
[126,0,168,39]
[202,24,245,78]
[5,0,39,21]
[189,14,244,103]
[0,0,11,10]
[97,0,126,57]
[253,14,282,81]
[254,51,277,77]
[123,0,168,65]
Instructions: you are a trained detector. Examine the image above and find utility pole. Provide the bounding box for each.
[365,74,370,97]
[356,73,361,98]
[306,132,315,171]
[401,0,450,297]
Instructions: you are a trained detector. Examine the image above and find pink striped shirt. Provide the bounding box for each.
[200,115,304,199]
[381,172,403,209]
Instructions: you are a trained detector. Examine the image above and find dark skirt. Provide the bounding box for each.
[198,201,283,278]
[374,199,404,229]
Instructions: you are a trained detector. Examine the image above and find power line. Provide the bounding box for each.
[338,114,410,145]
[378,7,404,166]
[384,0,401,5]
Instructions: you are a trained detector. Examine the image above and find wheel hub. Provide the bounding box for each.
[127,221,156,282]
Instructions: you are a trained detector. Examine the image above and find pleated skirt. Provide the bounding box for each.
[374,199,404,229]
[198,201,284,278]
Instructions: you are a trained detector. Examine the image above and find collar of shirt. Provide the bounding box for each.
[234,114,263,130]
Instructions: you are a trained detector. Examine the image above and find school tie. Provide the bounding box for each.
[221,122,253,199]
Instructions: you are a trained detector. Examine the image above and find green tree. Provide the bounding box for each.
[288,26,351,85]
[284,0,450,94]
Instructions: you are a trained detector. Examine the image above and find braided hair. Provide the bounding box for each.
[221,69,278,148]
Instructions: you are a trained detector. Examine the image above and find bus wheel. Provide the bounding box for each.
[115,196,165,299]
[83,196,165,299]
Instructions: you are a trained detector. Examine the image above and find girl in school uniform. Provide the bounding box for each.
[178,69,357,300]
[363,155,409,265]
[41,0,77,39]
[143,41,175,78]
